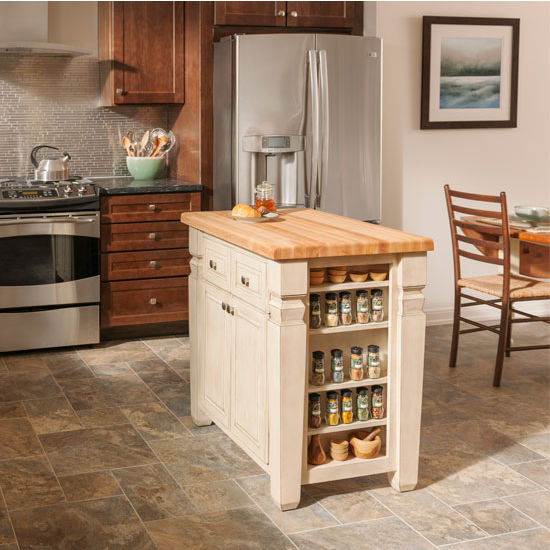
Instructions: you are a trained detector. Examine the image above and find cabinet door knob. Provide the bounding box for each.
[116,88,127,95]
[277,10,286,16]
[221,302,227,311]
[148,232,156,240]
[290,11,298,17]
[149,298,157,305]
[148,204,156,211]
[149,260,157,268]
[229,306,235,315]
[209,259,217,270]
[240,275,250,287]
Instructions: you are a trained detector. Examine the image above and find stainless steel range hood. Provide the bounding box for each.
[0,1,91,56]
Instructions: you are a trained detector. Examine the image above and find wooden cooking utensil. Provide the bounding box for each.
[140,130,150,158]
[149,136,161,157]
[307,435,326,465]
[151,135,170,157]
[122,136,134,157]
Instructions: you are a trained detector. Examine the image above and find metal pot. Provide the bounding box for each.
[30,145,71,181]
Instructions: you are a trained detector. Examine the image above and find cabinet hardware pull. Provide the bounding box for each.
[148,233,156,240]
[149,260,157,268]
[277,10,286,16]
[221,302,227,311]
[149,298,157,305]
[290,11,298,17]
[148,204,156,211]
[523,244,529,254]
[229,306,235,315]
[240,275,250,287]
[209,259,217,270]
[116,88,127,95]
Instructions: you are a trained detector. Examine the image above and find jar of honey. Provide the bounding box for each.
[254,181,276,212]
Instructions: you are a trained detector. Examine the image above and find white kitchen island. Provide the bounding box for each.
[181,208,434,511]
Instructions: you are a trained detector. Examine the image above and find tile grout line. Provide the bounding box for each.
[437,526,546,548]
[0,484,21,550]
[498,495,547,531]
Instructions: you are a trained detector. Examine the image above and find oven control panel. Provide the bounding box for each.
[2,189,59,200]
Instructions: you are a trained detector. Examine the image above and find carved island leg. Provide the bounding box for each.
[267,293,307,511]
[388,253,427,492]
[189,245,212,427]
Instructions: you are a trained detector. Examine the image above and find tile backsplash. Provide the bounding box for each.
[0,55,169,178]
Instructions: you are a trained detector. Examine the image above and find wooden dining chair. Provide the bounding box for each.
[444,185,550,386]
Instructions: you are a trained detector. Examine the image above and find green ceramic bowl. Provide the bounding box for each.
[126,157,165,180]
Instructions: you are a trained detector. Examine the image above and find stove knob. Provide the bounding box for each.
[63,185,72,196]
[77,185,86,195]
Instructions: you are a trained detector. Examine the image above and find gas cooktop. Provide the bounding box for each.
[0,177,98,213]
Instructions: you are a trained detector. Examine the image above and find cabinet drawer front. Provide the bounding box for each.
[102,249,191,281]
[101,193,200,223]
[101,222,188,252]
[231,250,267,310]
[204,237,231,289]
[101,277,188,327]
[519,242,550,278]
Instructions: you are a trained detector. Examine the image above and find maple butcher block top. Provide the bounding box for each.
[181,208,434,260]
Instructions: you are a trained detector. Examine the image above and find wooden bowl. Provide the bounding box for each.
[328,267,347,274]
[330,438,349,450]
[310,269,326,275]
[328,274,347,284]
[310,275,325,284]
[330,448,349,461]
[350,436,381,459]
[349,272,368,282]
[369,271,387,281]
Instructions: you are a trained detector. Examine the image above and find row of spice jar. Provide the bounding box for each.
[310,289,384,329]
[311,345,382,386]
[308,386,385,428]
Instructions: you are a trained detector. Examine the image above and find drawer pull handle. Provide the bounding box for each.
[149,260,157,268]
[149,298,157,305]
[277,10,286,16]
[148,233,156,240]
[148,204,156,211]
[221,302,227,311]
[290,10,298,17]
[240,276,250,287]
[229,306,235,315]
[209,259,217,270]
[116,88,127,95]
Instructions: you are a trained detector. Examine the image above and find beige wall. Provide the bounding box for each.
[374,1,550,321]
[48,1,98,56]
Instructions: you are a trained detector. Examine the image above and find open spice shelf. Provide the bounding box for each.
[309,280,390,292]
[308,376,388,394]
[309,321,388,335]
[308,417,387,436]
[304,454,391,484]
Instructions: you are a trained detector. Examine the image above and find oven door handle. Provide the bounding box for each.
[0,217,97,226]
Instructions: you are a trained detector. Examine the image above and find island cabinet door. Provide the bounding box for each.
[203,282,232,428]
[231,298,268,463]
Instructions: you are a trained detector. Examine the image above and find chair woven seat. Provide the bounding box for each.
[458,274,550,299]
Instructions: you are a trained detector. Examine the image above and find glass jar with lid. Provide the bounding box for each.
[325,293,338,327]
[339,292,352,325]
[311,351,325,386]
[356,290,369,324]
[371,289,384,322]
[326,391,339,426]
[310,294,322,329]
[254,181,276,212]
[350,346,364,381]
[331,349,344,383]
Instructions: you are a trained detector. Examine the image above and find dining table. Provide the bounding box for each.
[462,216,550,279]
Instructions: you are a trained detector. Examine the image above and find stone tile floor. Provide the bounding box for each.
[0,324,548,549]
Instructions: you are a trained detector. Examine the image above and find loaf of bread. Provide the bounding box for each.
[231,204,260,218]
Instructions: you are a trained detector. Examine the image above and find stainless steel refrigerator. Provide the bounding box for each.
[213,33,382,222]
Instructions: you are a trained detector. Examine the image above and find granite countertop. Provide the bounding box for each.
[92,177,203,195]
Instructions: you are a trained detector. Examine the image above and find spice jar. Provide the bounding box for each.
[356,290,369,324]
[309,393,321,428]
[371,289,384,322]
[339,292,352,325]
[350,346,364,381]
[310,294,322,329]
[356,387,369,421]
[254,181,276,212]
[367,345,381,378]
[311,351,325,386]
[326,391,339,426]
[341,390,353,424]
[331,349,344,383]
[371,385,384,419]
[325,293,339,327]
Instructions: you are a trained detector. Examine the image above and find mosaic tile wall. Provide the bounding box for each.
[0,55,169,178]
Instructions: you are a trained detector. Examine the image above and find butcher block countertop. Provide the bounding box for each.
[181,208,434,260]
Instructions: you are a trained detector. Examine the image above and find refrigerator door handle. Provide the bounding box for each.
[307,49,320,209]
[318,49,329,209]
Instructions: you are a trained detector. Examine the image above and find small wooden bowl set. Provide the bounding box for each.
[309,268,388,286]
[308,428,382,465]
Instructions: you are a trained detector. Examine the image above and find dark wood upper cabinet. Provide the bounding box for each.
[99,1,184,105]
[286,2,357,29]
[214,1,287,27]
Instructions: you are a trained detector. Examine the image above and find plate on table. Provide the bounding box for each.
[514,205,550,224]
[228,212,279,223]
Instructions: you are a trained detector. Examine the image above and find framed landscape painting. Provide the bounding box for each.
[421,16,519,129]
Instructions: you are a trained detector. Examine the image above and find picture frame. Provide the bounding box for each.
[421,16,520,129]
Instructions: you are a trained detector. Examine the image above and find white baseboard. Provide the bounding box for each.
[426,301,550,326]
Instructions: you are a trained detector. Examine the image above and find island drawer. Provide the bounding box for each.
[231,250,267,311]
[101,192,201,223]
[101,249,191,281]
[101,277,188,327]
[101,222,188,252]
[203,237,231,289]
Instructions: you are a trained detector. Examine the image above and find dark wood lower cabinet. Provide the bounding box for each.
[101,277,189,327]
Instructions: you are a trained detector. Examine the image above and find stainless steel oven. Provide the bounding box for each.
[0,211,100,351]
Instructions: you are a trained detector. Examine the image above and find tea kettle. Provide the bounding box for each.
[30,145,71,181]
